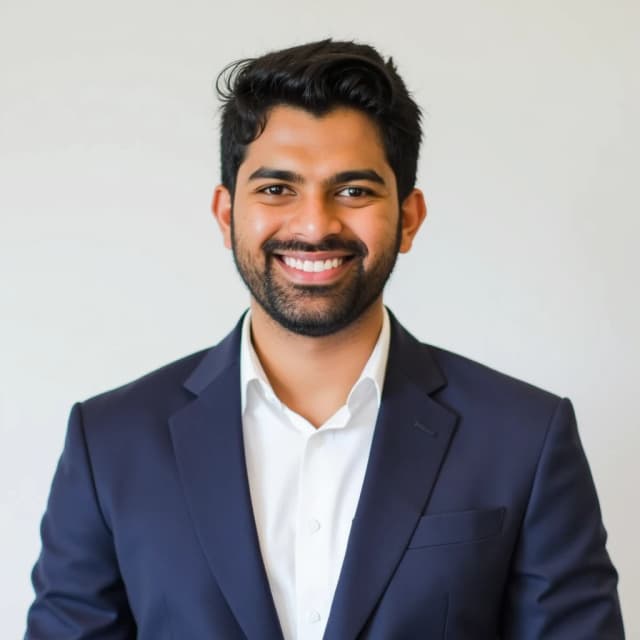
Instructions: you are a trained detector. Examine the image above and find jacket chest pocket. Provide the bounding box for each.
[407,507,506,549]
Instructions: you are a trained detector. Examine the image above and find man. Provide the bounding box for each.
[26,39,624,639]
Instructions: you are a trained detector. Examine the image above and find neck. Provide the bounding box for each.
[249,300,385,428]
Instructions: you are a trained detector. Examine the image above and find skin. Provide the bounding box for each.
[212,106,426,427]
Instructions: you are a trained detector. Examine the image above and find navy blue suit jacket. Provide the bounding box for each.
[26,314,624,638]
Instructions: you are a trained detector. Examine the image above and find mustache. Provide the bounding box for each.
[262,237,368,256]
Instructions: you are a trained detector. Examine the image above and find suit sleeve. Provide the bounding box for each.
[25,403,136,639]
[501,398,624,639]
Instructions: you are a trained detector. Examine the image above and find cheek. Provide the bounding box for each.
[236,207,282,243]
[348,212,399,253]
[252,216,278,238]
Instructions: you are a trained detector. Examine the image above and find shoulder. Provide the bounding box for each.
[79,317,244,425]
[80,348,209,425]
[389,314,560,415]
[421,343,566,448]
[66,338,241,485]
[429,343,559,405]
[389,315,565,439]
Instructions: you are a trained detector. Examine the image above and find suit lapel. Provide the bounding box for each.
[169,323,283,640]
[323,317,458,640]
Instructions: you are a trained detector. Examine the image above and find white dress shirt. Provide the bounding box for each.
[240,309,391,640]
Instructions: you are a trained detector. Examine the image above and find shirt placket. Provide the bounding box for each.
[294,429,332,639]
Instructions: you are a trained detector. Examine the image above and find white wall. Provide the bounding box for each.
[1,0,638,635]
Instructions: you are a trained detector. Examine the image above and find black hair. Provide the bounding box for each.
[216,39,422,202]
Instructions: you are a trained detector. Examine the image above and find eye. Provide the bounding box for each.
[258,184,292,196]
[337,186,372,198]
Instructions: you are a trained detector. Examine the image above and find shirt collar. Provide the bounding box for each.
[240,308,391,415]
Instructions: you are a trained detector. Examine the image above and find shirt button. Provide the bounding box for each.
[307,518,321,534]
[308,610,321,623]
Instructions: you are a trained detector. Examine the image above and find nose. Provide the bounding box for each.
[286,194,343,243]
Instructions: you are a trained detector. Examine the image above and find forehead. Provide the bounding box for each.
[238,106,392,180]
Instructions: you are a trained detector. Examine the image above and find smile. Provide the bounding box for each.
[281,256,345,273]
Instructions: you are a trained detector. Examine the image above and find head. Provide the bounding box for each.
[212,40,426,337]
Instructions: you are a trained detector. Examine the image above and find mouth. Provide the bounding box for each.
[281,255,349,273]
[272,251,357,283]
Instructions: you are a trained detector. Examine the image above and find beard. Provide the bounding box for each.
[230,219,401,338]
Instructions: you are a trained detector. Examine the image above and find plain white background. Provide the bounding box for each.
[1,0,638,636]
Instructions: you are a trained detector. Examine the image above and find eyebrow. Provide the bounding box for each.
[247,167,386,187]
[326,170,386,187]
[248,167,305,183]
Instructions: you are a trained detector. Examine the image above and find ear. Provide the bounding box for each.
[211,185,233,249]
[398,188,427,253]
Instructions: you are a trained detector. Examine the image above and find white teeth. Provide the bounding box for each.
[282,256,344,273]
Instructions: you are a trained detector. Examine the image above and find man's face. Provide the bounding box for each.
[217,106,416,337]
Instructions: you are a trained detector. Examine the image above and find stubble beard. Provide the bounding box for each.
[230,218,401,338]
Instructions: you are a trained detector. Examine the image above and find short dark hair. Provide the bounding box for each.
[216,39,422,202]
